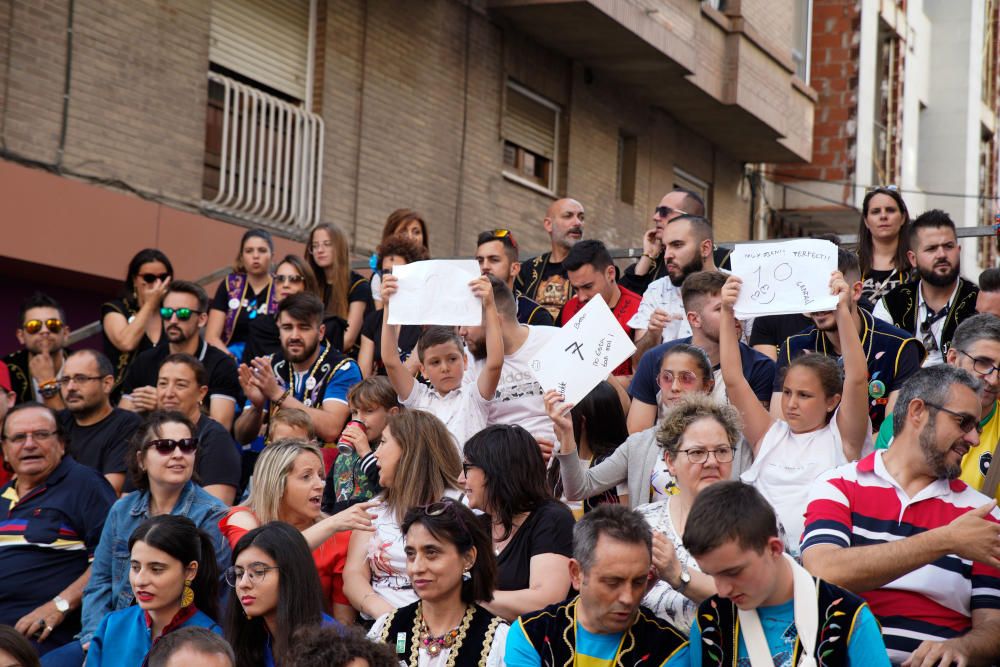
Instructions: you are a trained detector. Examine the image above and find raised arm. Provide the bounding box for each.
[472,275,503,401]
[831,271,869,460]
[102,278,169,352]
[719,276,774,452]
[379,274,416,401]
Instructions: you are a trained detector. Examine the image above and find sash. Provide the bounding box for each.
[222,273,279,345]
[738,554,817,667]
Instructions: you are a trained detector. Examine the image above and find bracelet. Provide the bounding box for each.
[273,388,291,410]
[642,253,659,262]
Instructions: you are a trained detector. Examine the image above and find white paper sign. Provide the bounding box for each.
[529,297,637,405]
[386,260,483,326]
[731,239,838,318]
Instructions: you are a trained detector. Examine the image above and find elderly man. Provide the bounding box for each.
[0,403,116,654]
[505,504,689,667]
[802,364,1000,665]
[515,198,585,320]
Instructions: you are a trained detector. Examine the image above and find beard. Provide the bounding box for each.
[668,255,705,287]
[917,261,960,288]
[918,414,962,480]
[466,336,486,361]
[283,338,319,363]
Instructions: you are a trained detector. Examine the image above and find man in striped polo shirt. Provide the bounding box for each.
[801,365,1000,665]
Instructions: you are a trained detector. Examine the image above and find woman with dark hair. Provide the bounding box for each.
[857,186,911,308]
[65,411,230,665]
[305,223,372,354]
[460,425,573,621]
[225,522,340,667]
[205,229,277,359]
[86,516,222,666]
[101,249,173,393]
[368,498,508,667]
[370,209,430,310]
[0,625,40,667]
[546,381,627,518]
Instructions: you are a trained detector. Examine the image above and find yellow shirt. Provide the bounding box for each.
[960,401,1000,501]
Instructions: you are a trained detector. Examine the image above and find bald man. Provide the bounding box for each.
[515,198,585,320]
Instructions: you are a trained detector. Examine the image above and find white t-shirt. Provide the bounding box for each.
[473,325,558,442]
[627,277,692,343]
[401,381,489,452]
[368,610,509,667]
[366,501,418,614]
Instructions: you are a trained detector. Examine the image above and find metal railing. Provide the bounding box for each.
[202,71,324,231]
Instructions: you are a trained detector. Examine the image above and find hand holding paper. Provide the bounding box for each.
[386,259,484,326]
[729,239,839,318]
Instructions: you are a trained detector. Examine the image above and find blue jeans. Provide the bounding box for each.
[40,640,85,667]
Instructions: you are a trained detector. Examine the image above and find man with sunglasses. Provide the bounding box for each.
[3,293,71,408]
[475,230,555,326]
[873,209,979,367]
[119,281,240,431]
[802,364,1000,665]
[514,198,586,321]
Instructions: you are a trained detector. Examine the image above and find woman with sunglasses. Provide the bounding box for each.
[857,186,912,309]
[225,522,340,667]
[205,229,277,360]
[549,344,722,510]
[219,440,377,625]
[344,411,463,621]
[370,209,430,311]
[101,249,173,395]
[305,223,373,355]
[459,424,574,622]
[368,499,507,667]
[85,516,221,666]
[66,412,229,666]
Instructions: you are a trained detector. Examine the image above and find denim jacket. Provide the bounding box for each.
[79,482,230,645]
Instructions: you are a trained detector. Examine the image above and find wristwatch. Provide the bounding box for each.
[52,596,70,614]
[675,563,691,594]
[39,380,59,399]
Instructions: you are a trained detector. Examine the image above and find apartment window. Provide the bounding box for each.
[502,81,560,194]
[791,0,813,82]
[617,134,638,205]
[673,168,711,217]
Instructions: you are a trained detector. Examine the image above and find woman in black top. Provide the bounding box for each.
[857,186,911,309]
[101,248,173,395]
[460,425,574,622]
[306,223,372,355]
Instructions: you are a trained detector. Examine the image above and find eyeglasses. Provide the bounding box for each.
[55,375,105,388]
[923,402,982,434]
[274,274,305,284]
[487,229,518,250]
[658,370,701,386]
[654,206,689,219]
[461,461,478,476]
[421,499,471,537]
[145,438,199,455]
[225,565,279,588]
[3,430,58,445]
[958,349,1000,377]
[139,273,170,284]
[675,446,736,464]
[868,185,899,193]
[22,319,64,334]
[160,307,201,321]
[309,241,333,252]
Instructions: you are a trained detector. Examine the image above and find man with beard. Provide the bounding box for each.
[475,230,554,326]
[629,214,718,361]
[514,198,585,320]
[801,364,1000,665]
[234,292,362,445]
[772,249,923,431]
[119,281,240,430]
[873,209,979,366]
[56,350,139,494]
[3,293,70,409]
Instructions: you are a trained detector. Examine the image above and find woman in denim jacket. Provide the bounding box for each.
[43,411,230,666]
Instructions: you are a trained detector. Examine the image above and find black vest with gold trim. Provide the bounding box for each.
[694,579,868,667]
[879,277,979,355]
[380,602,504,667]
[518,597,687,667]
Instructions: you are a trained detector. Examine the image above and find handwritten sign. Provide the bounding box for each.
[529,297,636,405]
[387,260,483,326]
[730,239,838,318]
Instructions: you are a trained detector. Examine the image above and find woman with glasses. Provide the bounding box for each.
[225,521,340,667]
[368,499,507,667]
[459,424,574,622]
[205,229,277,360]
[548,344,721,510]
[344,411,463,621]
[101,249,173,396]
[370,209,430,311]
[219,440,377,625]
[64,412,229,666]
[86,516,221,666]
[305,223,373,355]
[857,186,911,309]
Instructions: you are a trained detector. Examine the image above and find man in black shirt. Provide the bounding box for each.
[57,350,139,495]
[514,198,585,321]
[119,281,240,430]
[476,229,554,326]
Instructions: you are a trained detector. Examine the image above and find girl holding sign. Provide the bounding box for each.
[719,271,870,552]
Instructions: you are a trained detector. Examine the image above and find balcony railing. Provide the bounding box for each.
[202,71,324,231]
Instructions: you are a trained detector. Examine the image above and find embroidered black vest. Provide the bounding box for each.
[380,603,504,667]
[518,597,687,667]
[879,278,979,354]
[695,579,868,667]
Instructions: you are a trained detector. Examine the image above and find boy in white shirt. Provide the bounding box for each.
[380,272,503,450]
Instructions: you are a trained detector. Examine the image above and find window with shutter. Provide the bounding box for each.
[502,81,560,193]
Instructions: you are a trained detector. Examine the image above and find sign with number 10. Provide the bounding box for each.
[731,239,838,318]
